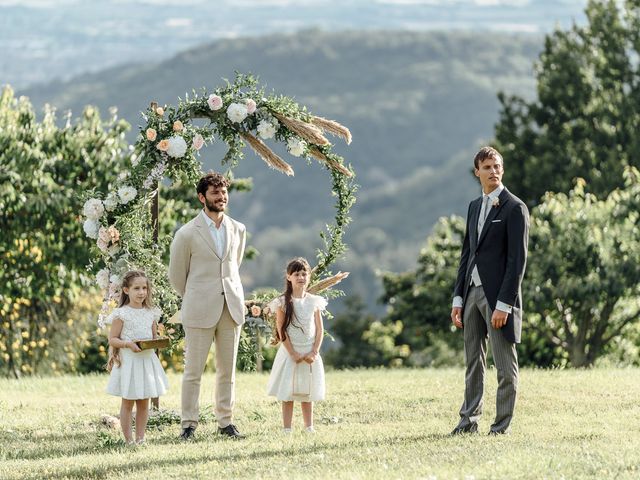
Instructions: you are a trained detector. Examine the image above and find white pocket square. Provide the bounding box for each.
[491,219,502,223]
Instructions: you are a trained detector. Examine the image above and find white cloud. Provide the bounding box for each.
[164,17,193,28]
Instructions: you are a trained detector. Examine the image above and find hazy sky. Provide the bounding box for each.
[1,0,588,88]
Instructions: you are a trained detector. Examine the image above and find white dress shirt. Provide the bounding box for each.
[201,210,226,259]
[453,184,512,313]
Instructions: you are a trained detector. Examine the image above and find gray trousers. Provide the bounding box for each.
[457,285,519,432]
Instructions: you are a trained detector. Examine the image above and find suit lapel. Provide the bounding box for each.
[470,197,482,249]
[221,216,232,261]
[477,188,510,247]
[195,213,222,260]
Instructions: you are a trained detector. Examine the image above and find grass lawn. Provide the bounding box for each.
[0,368,639,479]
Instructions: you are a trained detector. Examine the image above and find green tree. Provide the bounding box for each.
[379,216,465,366]
[325,295,404,368]
[0,87,129,377]
[522,169,640,367]
[495,0,640,208]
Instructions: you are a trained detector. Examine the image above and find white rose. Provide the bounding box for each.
[104,193,119,212]
[287,137,306,157]
[118,185,137,204]
[257,120,277,139]
[96,269,110,290]
[226,103,248,123]
[82,198,104,221]
[83,219,100,239]
[167,135,188,158]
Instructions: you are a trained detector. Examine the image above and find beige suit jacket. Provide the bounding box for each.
[169,212,246,328]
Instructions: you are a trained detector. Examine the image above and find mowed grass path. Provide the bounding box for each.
[1,368,639,479]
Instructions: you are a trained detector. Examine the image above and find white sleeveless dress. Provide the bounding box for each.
[105,306,169,400]
[267,294,326,402]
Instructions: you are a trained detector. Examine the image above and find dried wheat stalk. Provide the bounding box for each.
[274,113,330,146]
[311,115,352,145]
[241,132,294,176]
[308,146,353,177]
[308,271,350,294]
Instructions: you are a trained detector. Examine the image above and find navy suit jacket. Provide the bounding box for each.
[453,187,530,343]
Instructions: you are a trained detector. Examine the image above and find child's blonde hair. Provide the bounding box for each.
[106,270,154,372]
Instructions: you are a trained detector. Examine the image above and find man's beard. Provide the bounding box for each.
[205,198,225,213]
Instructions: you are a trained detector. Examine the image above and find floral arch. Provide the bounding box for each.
[80,74,355,364]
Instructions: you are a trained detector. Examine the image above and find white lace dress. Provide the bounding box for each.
[267,294,326,402]
[105,305,169,400]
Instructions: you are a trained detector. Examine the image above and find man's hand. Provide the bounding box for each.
[491,310,508,329]
[451,307,463,329]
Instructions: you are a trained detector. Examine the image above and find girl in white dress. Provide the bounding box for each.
[267,257,326,434]
[105,270,169,444]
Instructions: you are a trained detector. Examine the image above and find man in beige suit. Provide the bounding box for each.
[169,172,246,439]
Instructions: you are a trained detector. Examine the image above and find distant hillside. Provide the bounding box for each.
[21,29,541,311]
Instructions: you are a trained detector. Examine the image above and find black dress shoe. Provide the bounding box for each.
[180,426,196,441]
[488,429,510,436]
[450,423,478,435]
[218,424,245,439]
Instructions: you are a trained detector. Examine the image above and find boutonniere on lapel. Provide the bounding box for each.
[491,197,500,208]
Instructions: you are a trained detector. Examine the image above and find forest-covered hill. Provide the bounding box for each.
[21,29,541,310]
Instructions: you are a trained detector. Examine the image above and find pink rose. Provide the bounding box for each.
[192,133,205,151]
[250,305,261,317]
[173,120,184,132]
[245,98,257,114]
[97,226,110,243]
[146,128,157,141]
[156,107,164,116]
[107,225,120,243]
[97,238,109,252]
[156,139,170,152]
[207,94,223,111]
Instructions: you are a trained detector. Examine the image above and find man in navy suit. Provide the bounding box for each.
[450,146,529,435]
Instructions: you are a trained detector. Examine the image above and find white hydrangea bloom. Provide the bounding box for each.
[167,135,188,158]
[107,244,121,257]
[226,103,248,123]
[83,219,100,239]
[96,269,110,290]
[287,137,306,157]
[82,198,104,220]
[118,185,137,204]
[257,119,278,139]
[104,193,119,212]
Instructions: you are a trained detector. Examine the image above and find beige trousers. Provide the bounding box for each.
[181,302,241,429]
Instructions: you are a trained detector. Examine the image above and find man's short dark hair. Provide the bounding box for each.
[473,146,503,169]
[197,172,230,196]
